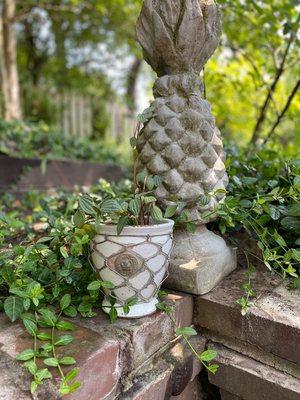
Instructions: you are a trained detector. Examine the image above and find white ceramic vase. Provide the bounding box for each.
[90,219,174,318]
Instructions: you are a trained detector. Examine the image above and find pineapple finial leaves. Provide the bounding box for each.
[136,0,221,76]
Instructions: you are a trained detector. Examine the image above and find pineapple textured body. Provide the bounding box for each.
[137,73,228,222]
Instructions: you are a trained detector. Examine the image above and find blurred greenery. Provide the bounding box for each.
[0,120,131,165]
[0,0,299,151]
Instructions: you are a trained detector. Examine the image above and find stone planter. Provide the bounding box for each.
[90,219,174,318]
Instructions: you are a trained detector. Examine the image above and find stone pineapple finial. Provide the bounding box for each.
[136,0,221,76]
[136,0,227,223]
[136,0,237,296]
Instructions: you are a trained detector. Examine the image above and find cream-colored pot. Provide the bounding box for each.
[90,219,174,318]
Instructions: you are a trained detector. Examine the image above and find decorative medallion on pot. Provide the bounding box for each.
[90,220,174,318]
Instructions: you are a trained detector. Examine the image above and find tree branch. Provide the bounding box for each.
[250,18,299,145]
[262,78,300,145]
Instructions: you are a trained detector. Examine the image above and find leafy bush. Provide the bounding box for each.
[209,146,300,302]
[0,119,129,165]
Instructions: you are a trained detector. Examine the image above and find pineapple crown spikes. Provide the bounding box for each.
[136,0,221,77]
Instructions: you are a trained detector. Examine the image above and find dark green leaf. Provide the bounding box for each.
[60,294,71,311]
[4,296,24,322]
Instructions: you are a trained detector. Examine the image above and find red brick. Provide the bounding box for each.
[0,315,120,400]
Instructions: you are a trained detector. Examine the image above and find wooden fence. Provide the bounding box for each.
[58,91,135,141]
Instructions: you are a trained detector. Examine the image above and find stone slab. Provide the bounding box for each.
[209,343,300,400]
[0,155,124,192]
[195,268,300,364]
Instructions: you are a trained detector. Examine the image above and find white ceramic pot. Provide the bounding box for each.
[90,219,174,318]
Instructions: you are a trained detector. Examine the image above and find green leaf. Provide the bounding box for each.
[4,296,24,322]
[129,198,141,215]
[56,320,75,333]
[200,349,218,362]
[36,236,52,243]
[288,204,300,217]
[164,204,178,218]
[117,216,129,235]
[101,280,115,289]
[198,195,211,207]
[150,205,163,221]
[292,249,300,262]
[55,335,73,346]
[59,383,70,395]
[65,368,79,382]
[73,210,85,228]
[39,309,57,327]
[281,217,300,234]
[100,199,122,213]
[79,195,95,215]
[30,381,38,394]
[269,206,281,221]
[37,332,52,341]
[69,381,81,393]
[43,358,59,367]
[63,306,78,318]
[35,368,52,381]
[24,360,37,375]
[87,281,101,291]
[60,246,69,259]
[109,306,118,323]
[23,318,37,337]
[59,356,76,365]
[176,327,197,336]
[130,137,137,148]
[207,364,219,374]
[60,294,71,310]
[146,176,155,190]
[16,348,35,361]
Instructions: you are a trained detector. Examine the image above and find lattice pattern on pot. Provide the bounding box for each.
[90,232,173,305]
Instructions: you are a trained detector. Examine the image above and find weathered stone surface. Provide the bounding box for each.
[136,0,234,296]
[194,268,300,364]
[171,379,204,400]
[136,0,221,76]
[220,389,242,400]
[0,350,32,400]
[120,336,205,400]
[165,226,237,295]
[120,360,172,400]
[0,155,123,192]
[162,336,205,396]
[204,330,300,379]
[209,343,300,400]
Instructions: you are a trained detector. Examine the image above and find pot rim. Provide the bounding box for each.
[94,218,174,237]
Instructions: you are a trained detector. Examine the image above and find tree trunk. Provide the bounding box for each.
[126,57,142,113]
[0,0,22,120]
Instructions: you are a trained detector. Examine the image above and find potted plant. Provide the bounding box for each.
[77,174,174,318]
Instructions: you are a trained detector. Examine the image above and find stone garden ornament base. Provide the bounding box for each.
[165,226,237,295]
[136,0,237,295]
[91,220,174,318]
